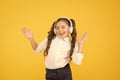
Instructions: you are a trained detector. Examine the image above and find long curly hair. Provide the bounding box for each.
[44,17,77,57]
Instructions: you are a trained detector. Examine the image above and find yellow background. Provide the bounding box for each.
[0,0,120,80]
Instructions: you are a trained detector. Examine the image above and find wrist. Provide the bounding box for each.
[78,43,83,47]
[29,37,34,41]
[78,43,83,53]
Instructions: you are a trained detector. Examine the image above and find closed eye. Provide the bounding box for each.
[55,26,60,30]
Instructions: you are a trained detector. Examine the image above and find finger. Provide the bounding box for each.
[83,32,87,37]
[29,29,32,33]
[28,28,30,31]
[82,32,88,40]
[21,27,27,34]
[78,36,80,40]
[78,36,82,43]
[23,27,27,32]
[84,32,88,37]
[21,28,25,33]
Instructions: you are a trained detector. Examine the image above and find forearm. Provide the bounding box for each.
[29,37,38,50]
[77,32,88,53]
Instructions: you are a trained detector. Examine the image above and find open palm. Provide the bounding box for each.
[21,27,33,39]
[78,32,88,44]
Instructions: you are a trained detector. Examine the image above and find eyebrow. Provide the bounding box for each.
[56,24,66,27]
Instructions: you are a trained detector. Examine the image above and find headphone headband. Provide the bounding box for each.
[60,17,73,27]
[54,17,73,34]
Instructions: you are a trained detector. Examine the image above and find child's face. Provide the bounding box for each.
[55,21,69,39]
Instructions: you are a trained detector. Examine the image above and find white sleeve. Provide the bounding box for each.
[72,44,84,65]
[33,38,47,53]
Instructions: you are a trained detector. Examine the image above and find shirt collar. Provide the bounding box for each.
[64,37,70,41]
[56,36,70,42]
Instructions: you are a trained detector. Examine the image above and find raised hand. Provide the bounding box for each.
[21,27,38,50]
[21,27,33,39]
[78,32,88,53]
[78,32,88,44]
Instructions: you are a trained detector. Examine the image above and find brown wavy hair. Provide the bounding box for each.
[44,18,77,57]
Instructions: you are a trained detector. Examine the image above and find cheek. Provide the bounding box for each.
[56,30,60,35]
[56,30,60,33]
[65,28,69,33]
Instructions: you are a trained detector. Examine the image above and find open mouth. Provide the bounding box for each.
[59,32,65,36]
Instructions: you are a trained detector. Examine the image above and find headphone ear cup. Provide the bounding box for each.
[54,28,56,34]
[69,27,73,33]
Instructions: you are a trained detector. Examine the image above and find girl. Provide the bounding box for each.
[21,17,87,80]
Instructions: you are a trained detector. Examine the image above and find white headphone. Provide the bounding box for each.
[54,17,73,34]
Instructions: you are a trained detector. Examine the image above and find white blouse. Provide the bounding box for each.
[34,36,84,69]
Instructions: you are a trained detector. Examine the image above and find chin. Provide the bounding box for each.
[60,35,67,39]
